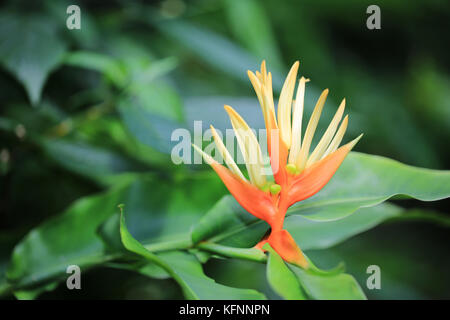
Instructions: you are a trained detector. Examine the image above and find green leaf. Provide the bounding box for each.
[40,138,147,182]
[125,82,184,122]
[192,152,450,247]
[315,211,450,299]
[6,186,123,288]
[192,196,257,245]
[285,202,402,250]
[120,210,266,300]
[5,173,225,293]
[263,244,306,300]
[13,282,59,300]
[0,14,66,105]
[118,87,184,154]
[159,251,266,300]
[156,19,285,89]
[63,51,128,87]
[223,0,284,71]
[291,266,367,300]
[291,152,450,221]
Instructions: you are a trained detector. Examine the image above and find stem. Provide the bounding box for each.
[0,239,265,298]
[197,242,267,263]
[143,238,191,252]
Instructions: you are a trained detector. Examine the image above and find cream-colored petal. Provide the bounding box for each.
[295,89,329,171]
[210,125,247,181]
[264,72,276,123]
[248,69,277,132]
[224,105,267,188]
[192,144,214,165]
[255,70,262,82]
[277,61,299,148]
[345,133,363,150]
[288,77,308,164]
[321,115,349,159]
[248,71,263,106]
[306,98,346,167]
[260,60,267,82]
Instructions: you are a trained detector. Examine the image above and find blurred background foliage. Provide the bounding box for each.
[0,0,449,299]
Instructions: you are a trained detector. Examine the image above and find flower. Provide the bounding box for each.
[193,61,362,269]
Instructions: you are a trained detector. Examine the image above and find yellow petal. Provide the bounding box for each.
[224,105,267,188]
[306,98,346,167]
[248,70,276,131]
[192,144,214,165]
[248,70,264,105]
[260,60,267,83]
[345,133,363,150]
[321,115,349,159]
[288,77,308,164]
[277,61,299,148]
[295,89,329,171]
[210,125,247,181]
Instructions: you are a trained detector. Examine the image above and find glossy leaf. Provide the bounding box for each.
[293,152,450,221]
[6,187,122,288]
[63,51,128,87]
[192,152,450,247]
[118,94,183,154]
[264,244,306,300]
[291,266,367,300]
[223,0,284,71]
[120,211,266,300]
[5,174,225,292]
[0,14,66,105]
[284,202,402,250]
[40,138,147,182]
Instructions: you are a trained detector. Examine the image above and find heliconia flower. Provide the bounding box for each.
[193,61,363,269]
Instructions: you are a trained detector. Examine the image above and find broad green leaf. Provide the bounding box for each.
[64,51,177,91]
[296,152,450,221]
[5,173,225,293]
[40,138,147,182]
[285,202,402,250]
[118,91,183,154]
[63,51,128,87]
[6,186,123,288]
[264,244,306,300]
[158,251,266,300]
[155,19,284,90]
[120,211,266,300]
[104,261,170,280]
[192,152,450,247]
[291,266,367,300]
[125,82,184,122]
[71,116,169,169]
[13,282,59,300]
[128,57,178,89]
[136,262,171,280]
[223,0,284,71]
[313,212,450,300]
[158,20,259,82]
[0,14,66,105]
[192,196,256,245]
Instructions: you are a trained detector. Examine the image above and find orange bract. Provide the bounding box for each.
[193,61,363,269]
